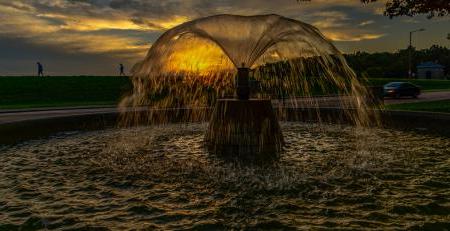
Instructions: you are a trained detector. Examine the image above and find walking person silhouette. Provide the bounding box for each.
[37,62,44,77]
[119,64,125,76]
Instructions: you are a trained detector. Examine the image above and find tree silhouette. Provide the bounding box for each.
[299,0,449,18]
[344,45,450,78]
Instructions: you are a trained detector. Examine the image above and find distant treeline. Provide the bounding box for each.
[344,45,450,78]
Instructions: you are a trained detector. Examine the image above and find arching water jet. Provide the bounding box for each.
[121,14,377,161]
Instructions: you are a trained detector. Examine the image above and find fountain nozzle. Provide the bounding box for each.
[236,67,250,100]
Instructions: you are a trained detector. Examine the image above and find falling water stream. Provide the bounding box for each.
[120,14,375,126]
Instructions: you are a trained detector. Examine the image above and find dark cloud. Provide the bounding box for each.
[108,0,185,22]
[130,17,165,30]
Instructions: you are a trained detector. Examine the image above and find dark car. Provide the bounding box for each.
[383,82,421,98]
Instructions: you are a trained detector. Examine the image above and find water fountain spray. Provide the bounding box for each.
[121,14,375,161]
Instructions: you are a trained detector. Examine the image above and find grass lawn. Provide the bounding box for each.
[385,100,450,113]
[366,78,450,92]
[0,76,132,109]
[1,76,449,110]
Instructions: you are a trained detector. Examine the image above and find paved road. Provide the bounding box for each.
[0,107,118,125]
[384,91,450,105]
[272,96,352,108]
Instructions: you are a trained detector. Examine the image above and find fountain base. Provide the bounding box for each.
[205,99,284,161]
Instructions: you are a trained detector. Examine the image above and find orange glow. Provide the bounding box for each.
[159,16,190,29]
[35,13,188,32]
[163,36,235,75]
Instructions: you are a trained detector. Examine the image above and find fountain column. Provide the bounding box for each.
[205,66,284,162]
[236,67,250,100]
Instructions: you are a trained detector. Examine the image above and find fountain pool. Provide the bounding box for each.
[1,122,449,230]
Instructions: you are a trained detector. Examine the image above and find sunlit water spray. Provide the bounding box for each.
[120,14,379,127]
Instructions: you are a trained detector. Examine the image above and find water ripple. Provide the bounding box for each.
[1,123,449,230]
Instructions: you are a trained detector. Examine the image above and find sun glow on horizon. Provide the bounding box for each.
[163,36,236,76]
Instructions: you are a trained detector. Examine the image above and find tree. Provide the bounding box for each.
[370,0,449,18]
[344,46,450,78]
[299,0,450,18]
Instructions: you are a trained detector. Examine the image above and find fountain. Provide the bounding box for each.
[121,14,374,161]
[1,14,450,230]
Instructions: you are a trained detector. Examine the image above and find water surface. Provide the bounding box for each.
[1,123,449,230]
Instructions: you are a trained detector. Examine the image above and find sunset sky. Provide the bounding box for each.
[0,0,448,76]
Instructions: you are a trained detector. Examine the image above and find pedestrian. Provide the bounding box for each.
[37,62,44,77]
[119,64,125,76]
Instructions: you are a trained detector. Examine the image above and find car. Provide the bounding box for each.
[383,82,421,98]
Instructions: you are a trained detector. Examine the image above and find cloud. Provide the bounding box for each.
[359,20,375,26]
[305,10,383,42]
[37,13,148,31]
[311,11,350,28]
[0,0,389,56]
[0,1,153,59]
[0,0,443,75]
[324,31,385,41]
